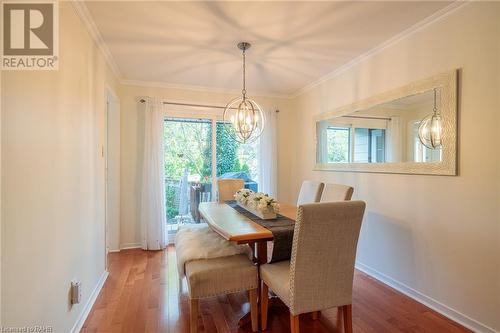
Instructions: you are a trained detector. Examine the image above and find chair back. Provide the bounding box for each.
[217,179,245,203]
[320,183,354,202]
[289,201,366,315]
[296,180,324,205]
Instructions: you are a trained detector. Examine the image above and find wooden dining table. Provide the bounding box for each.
[199,201,297,262]
[198,201,298,326]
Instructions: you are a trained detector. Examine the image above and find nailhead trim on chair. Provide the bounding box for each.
[288,205,303,315]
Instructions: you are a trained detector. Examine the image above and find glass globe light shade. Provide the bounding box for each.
[222,96,265,144]
[418,114,443,149]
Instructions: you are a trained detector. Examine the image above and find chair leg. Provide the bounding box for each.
[248,289,258,332]
[261,282,269,330]
[342,304,352,333]
[190,298,199,333]
[311,311,320,320]
[337,307,343,330]
[290,313,300,333]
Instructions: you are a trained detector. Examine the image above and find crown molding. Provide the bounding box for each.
[290,1,469,99]
[120,79,291,100]
[71,1,122,79]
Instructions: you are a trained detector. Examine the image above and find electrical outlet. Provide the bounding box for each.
[71,280,82,304]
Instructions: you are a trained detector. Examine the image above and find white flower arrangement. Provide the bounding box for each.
[234,188,253,205]
[235,189,280,214]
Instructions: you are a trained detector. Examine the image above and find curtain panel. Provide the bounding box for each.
[140,98,167,250]
[258,109,278,197]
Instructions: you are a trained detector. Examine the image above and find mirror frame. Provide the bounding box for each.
[314,70,458,175]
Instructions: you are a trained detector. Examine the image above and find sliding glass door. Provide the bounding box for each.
[164,117,212,232]
[215,122,259,191]
[164,115,260,235]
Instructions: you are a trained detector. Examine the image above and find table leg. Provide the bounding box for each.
[256,241,268,265]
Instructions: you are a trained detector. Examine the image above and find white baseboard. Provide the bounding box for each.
[355,261,499,333]
[119,242,142,250]
[70,270,109,333]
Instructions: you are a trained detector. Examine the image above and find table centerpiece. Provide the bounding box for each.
[234,189,280,220]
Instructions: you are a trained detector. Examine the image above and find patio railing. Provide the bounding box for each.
[165,178,212,229]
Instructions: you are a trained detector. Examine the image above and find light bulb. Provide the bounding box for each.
[430,114,442,148]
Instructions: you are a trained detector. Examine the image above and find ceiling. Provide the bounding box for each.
[84,1,452,97]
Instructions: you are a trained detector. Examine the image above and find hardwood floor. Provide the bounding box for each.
[82,247,471,333]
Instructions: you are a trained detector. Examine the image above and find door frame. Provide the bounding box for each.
[104,86,120,269]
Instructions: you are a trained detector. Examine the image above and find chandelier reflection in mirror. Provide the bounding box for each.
[418,88,443,149]
[222,42,265,144]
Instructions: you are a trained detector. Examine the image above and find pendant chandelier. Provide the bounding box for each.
[418,88,443,149]
[222,42,265,144]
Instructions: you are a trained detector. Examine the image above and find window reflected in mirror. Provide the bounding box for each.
[316,89,443,164]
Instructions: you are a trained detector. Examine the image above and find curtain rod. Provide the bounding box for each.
[139,99,279,113]
[341,115,391,121]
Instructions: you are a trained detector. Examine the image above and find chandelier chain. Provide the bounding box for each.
[433,88,438,115]
[242,48,246,98]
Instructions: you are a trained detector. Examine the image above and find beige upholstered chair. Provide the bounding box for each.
[320,183,354,202]
[185,254,259,333]
[217,178,245,203]
[260,201,366,333]
[296,180,324,205]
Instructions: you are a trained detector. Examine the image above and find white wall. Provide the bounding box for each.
[281,3,500,332]
[1,3,118,331]
[118,84,291,248]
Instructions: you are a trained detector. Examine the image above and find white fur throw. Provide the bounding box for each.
[175,223,252,277]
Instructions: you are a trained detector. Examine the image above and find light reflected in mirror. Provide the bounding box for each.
[316,89,442,164]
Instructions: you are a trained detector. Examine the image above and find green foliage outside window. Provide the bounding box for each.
[165,186,178,219]
[327,127,350,163]
[202,123,241,178]
[163,119,257,219]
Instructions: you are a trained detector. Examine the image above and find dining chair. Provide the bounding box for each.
[260,201,366,333]
[217,178,245,203]
[296,180,324,205]
[185,254,259,333]
[320,183,354,202]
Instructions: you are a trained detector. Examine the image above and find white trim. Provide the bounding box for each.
[69,271,109,333]
[119,242,142,250]
[104,87,121,265]
[355,261,499,333]
[106,84,119,101]
[290,1,469,98]
[71,1,121,78]
[122,79,290,100]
